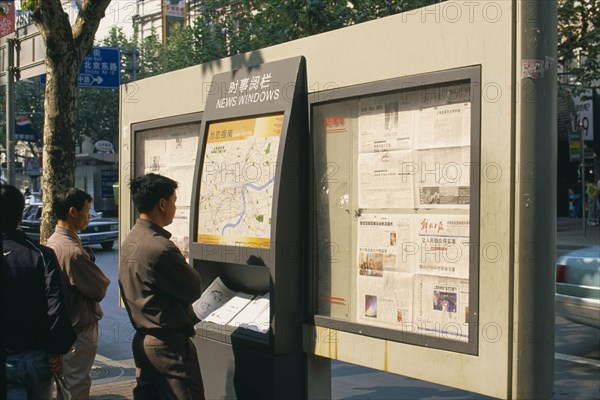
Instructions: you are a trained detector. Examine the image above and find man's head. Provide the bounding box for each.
[54,188,93,232]
[1,184,25,233]
[130,173,178,227]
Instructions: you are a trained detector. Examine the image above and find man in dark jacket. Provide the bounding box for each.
[2,184,76,399]
[119,173,204,399]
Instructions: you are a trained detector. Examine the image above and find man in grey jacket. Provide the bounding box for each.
[119,173,204,399]
[47,188,110,399]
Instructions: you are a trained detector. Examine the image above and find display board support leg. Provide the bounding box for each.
[513,1,557,399]
[306,354,331,399]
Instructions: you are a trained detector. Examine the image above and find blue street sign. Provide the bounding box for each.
[39,47,120,89]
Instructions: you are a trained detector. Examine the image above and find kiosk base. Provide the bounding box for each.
[192,335,304,400]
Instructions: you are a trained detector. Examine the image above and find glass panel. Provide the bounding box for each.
[135,122,200,260]
[312,79,476,344]
[313,101,356,320]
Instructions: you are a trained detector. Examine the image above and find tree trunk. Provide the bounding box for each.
[40,47,80,242]
[31,0,111,243]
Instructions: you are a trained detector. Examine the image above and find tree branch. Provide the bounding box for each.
[72,0,112,61]
[31,0,74,48]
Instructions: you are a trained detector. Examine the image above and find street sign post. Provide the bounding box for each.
[40,47,120,89]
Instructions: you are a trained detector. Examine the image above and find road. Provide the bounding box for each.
[94,249,133,361]
[93,248,600,399]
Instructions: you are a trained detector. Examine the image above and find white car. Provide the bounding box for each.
[556,245,600,328]
[24,191,42,205]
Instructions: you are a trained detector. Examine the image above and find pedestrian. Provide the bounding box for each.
[119,173,204,399]
[596,176,600,222]
[585,175,598,225]
[570,179,583,218]
[2,184,76,399]
[46,188,111,399]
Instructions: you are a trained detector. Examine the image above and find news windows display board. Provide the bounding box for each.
[311,67,481,354]
[189,56,307,354]
[119,4,557,396]
[132,115,202,260]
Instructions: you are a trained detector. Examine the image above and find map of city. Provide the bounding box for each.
[197,114,283,248]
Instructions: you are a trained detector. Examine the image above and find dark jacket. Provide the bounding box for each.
[3,230,76,355]
[119,219,201,333]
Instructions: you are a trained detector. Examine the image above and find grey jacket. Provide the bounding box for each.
[119,219,201,332]
[47,226,110,333]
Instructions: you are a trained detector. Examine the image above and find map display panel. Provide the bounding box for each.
[196,114,283,248]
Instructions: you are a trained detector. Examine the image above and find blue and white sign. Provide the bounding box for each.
[40,47,120,89]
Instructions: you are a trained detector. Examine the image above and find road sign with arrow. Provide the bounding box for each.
[39,47,120,89]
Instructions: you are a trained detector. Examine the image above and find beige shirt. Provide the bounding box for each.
[47,226,110,332]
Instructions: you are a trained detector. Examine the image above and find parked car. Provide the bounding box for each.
[20,203,118,250]
[25,191,43,205]
[556,245,600,328]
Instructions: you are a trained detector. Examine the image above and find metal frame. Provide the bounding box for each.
[308,65,482,355]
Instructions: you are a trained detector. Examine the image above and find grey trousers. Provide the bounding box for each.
[132,330,205,400]
[60,322,98,400]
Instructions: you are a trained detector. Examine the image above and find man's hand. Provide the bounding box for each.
[48,354,62,372]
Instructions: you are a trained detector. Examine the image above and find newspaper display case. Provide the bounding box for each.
[131,113,203,259]
[188,56,307,399]
[310,67,481,354]
[119,3,557,398]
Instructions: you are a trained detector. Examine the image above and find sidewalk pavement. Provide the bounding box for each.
[89,356,135,399]
[88,217,599,400]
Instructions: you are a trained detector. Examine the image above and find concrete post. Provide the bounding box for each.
[513,1,557,398]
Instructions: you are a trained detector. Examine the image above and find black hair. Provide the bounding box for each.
[1,184,25,232]
[129,173,178,214]
[54,188,93,220]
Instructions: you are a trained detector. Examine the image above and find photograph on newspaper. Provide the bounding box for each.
[413,274,470,342]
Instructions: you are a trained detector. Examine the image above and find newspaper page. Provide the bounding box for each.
[165,164,196,260]
[415,214,470,279]
[230,293,270,333]
[192,277,237,321]
[166,131,198,166]
[358,150,415,209]
[229,293,270,327]
[357,214,415,327]
[416,146,471,209]
[359,98,415,153]
[139,134,167,174]
[357,214,414,275]
[135,124,200,259]
[238,306,270,334]
[413,275,470,342]
[415,103,471,149]
[203,292,255,326]
[357,272,414,328]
